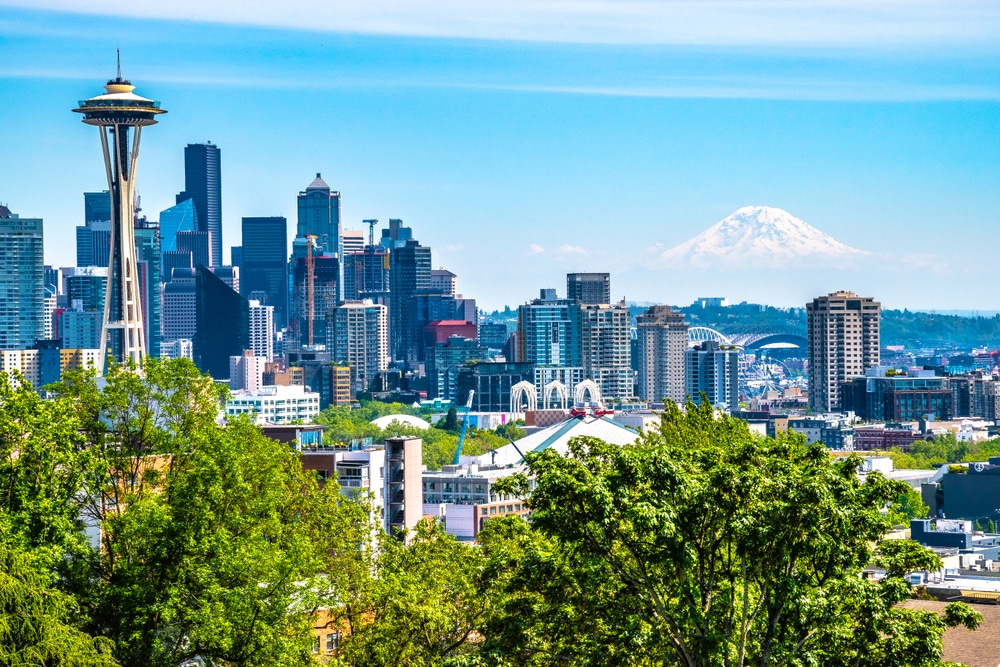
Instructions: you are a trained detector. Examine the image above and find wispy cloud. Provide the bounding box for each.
[3,1,999,48]
[527,243,545,255]
[556,244,588,256]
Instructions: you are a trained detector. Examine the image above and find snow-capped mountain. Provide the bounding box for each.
[658,206,867,269]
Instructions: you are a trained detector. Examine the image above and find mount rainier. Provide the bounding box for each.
[658,206,867,269]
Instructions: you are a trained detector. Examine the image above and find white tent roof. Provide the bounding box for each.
[475,415,639,468]
[370,414,430,430]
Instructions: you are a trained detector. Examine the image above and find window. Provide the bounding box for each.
[326,632,341,651]
[312,636,320,654]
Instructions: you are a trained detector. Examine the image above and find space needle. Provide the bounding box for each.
[73,54,166,372]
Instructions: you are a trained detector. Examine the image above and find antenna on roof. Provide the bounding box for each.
[116,49,121,80]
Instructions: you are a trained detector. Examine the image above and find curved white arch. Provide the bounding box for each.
[510,380,537,412]
[543,380,568,409]
[574,379,602,407]
[688,326,733,346]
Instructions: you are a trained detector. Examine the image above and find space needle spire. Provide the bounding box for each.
[73,57,166,373]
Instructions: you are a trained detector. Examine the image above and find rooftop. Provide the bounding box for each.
[474,413,639,468]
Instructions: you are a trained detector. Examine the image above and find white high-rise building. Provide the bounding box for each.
[248,300,275,361]
[160,338,193,361]
[330,300,388,393]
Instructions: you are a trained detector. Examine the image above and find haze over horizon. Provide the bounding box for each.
[2,1,999,311]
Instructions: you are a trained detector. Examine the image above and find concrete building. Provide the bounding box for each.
[430,269,457,296]
[330,300,388,394]
[230,350,265,391]
[685,340,740,413]
[385,437,424,540]
[579,302,632,401]
[566,272,611,305]
[636,305,688,406]
[340,228,364,255]
[162,268,197,343]
[841,369,953,422]
[248,300,275,361]
[60,310,103,349]
[0,207,45,350]
[160,338,193,360]
[225,384,321,424]
[807,291,880,413]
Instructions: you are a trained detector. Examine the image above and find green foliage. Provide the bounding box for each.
[334,520,493,666]
[887,487,930,528]
[442,405,460,432]
[476,401,981,667]
[886,432,1000,470]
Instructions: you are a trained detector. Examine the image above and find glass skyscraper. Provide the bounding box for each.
[159,198,197,253]
[194,265,249,380]
[177,142,222,267]
[296,174,341,257]
[240,216,288,329]
[0,206,45,350]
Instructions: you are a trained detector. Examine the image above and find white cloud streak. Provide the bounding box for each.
[3,0,999,48]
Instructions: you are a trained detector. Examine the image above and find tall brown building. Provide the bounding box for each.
[636,305,689,406]
[807,291,880,413]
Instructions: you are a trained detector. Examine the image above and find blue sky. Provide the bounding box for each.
[2,1,999,310]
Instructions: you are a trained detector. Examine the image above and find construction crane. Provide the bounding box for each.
[306,235,317,346]
[451,390,476,466]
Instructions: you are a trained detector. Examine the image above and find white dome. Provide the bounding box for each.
[370,414,430,430]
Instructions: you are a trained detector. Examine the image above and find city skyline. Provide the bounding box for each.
[3,2,999,310]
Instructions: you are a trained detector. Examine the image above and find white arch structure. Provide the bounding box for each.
[543,381,568,409]
[688,326,733,347]
[510,380,537,412]
[574,379,602,407]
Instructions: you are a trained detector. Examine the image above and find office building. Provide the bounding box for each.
[230,246,242,269]
[134,219,161,358]
[194,265,249,380]
[567,272,611,305]
[84,190,111,224]
[248,300,275,361]
[341,229,364,255]
[330,300,388,394]
[73,71,165,368]
[841,369,953,422]
[478,322,509,352]
[807,291,881,413]
[240,216,288,328]
[159,198,197,255]
[163,251,193,278]
[63,266,107,312]
[389,237,432,365]
[456,362,535,412]
[0,207,45,350]
[426,336,487,401]
[636,305,688,406]
[77,192,113,268]
[685,340,740,413]
[516,289,582,367]
[160,338,193,360]
[60,310,103,349]
[343,247,390,301]
[297,174,341,258]
[162,268,197,343]
[291,246,338,349]
[430,269,457,296]
[177,142,222,267]
[176,230,210,268]
[225,385,320,424]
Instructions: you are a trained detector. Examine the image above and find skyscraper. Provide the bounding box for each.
[389,237,432,365]
[330,300,389,394]
[516,289,582,367]
[685,340,740,413]
[807,291,881,413]
[240,216,288,328]
[73,66,165,369]
[297,174,341,257]
[77,191,112,268]
[177,142,221,267]
[194,265,249,380]
[0,206,45,350]
[636,305,688,406]
[567,273,611,305]
[158,198,197,253]
[248,300,275,362]
[580,302,633,400]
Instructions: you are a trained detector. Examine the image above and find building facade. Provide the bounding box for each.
[248,300,275,361]
[566,272,611,305]
[297,174,341,258]
[580,303,632,401]
[685,340,740,413]
[807,291,881,413]
[330,300,389,394]
[240,216,288,329]
[0,208,45,350]
[177,142,222,267]
[635,305,688,406]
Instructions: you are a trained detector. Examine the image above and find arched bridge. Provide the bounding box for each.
[730,332,808,350]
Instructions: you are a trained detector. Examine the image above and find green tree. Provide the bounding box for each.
[478,400,980,667]
[887,486,930,528]
[442,406,460,432]
[336,520,494,666]
[47,358,361,667]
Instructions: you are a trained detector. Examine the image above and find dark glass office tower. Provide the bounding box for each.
[566,272,611,305]
[194,265,248,380]
[389,239,431,365]
[240,216,288,328]
[296,174,341,257]
[177,142,222,267]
